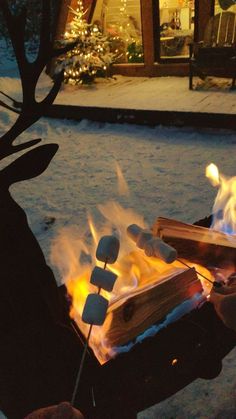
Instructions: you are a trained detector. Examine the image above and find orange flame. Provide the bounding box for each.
[206,163,220,187]
[206,163,236,235]
[50,165,213,364]
[115,162,130,197]
[51,202,212,364]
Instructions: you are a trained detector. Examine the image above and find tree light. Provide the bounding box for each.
[58,0,114,85]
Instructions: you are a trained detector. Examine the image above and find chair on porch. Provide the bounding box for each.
[189,11,236,89]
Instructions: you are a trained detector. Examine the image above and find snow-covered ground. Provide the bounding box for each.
[0,41,236,418]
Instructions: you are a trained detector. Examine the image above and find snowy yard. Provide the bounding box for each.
[0,104,236,417]
[1,39,236,419]
[1,108,236,270]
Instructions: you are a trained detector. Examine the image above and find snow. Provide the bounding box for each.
[0,43,236,418]
[1,113,236,273]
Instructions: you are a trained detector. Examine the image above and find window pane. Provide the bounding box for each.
[159,0,195,58]
[92,0,143,63]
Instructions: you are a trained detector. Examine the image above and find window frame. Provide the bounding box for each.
[55,0,216,76]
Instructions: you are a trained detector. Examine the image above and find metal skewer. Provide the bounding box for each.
[177,258,222,288]
[71,234,119,407]
[71,276,104,407]
[71,323,93,406]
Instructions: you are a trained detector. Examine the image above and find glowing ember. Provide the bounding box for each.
[206,163,236,235]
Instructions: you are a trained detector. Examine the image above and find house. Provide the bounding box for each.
[55,0,235,77]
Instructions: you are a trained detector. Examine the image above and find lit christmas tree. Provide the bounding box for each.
[56,0,114,84]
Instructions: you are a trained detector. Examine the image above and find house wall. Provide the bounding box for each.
[55,0,216,76]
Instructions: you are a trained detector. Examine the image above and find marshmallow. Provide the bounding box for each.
[127,224,152,249]
[82,294,108,325]
[90,266,117,292]
[144,238,177,264]
[127,224,142,242]
[96,235,120,264]
[127,224,177,263]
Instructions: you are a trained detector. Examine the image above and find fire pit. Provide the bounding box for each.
[52,203,210,366]
[1,164,236,419]
[51,163,236,418]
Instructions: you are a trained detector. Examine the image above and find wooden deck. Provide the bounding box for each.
[44,76,236,130]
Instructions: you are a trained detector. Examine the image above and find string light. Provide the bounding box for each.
[56,0,114,84]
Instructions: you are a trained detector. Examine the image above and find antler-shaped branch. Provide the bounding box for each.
[0,0,74,160]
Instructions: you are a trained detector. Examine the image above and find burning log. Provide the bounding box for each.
[102,267,202,348]
[152,217,236,269]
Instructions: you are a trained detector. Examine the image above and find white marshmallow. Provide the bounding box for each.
[90,266,117,292]
[144,238,177,264]
[127,224,142,242]
[127,224,177,263]
[127,224,152,249]
[82,294,108,325]
[96,235,120,264]
[136,230,153,249]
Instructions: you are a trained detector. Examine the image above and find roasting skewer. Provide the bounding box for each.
[176,258,222,288]
[127,224,222,288]
[71,235,120,407]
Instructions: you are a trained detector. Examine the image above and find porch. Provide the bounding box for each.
[46,75,236,130]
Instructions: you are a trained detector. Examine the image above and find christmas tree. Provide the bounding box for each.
[56,0,113,84]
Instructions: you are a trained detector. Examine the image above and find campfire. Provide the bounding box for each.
[206,162,236,235]
[51,163,236,365]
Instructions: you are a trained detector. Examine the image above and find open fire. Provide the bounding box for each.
[206,163,236,235]
[51,163,235,364]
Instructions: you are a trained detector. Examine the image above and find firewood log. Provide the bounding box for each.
[152,217,236,268]
[103,267,202,348]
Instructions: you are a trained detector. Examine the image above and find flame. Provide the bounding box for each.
[88,214,99,247]
[50,201,212,364]
[115,162,130,196]
[206,163,220,187]
[206,163,236,235]
[50,165,213,365]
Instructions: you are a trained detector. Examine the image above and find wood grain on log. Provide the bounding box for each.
[152,217,236,268]
[103,268,202,348]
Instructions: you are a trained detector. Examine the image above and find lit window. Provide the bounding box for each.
[92,0,144,63]
[159,0,195,59]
